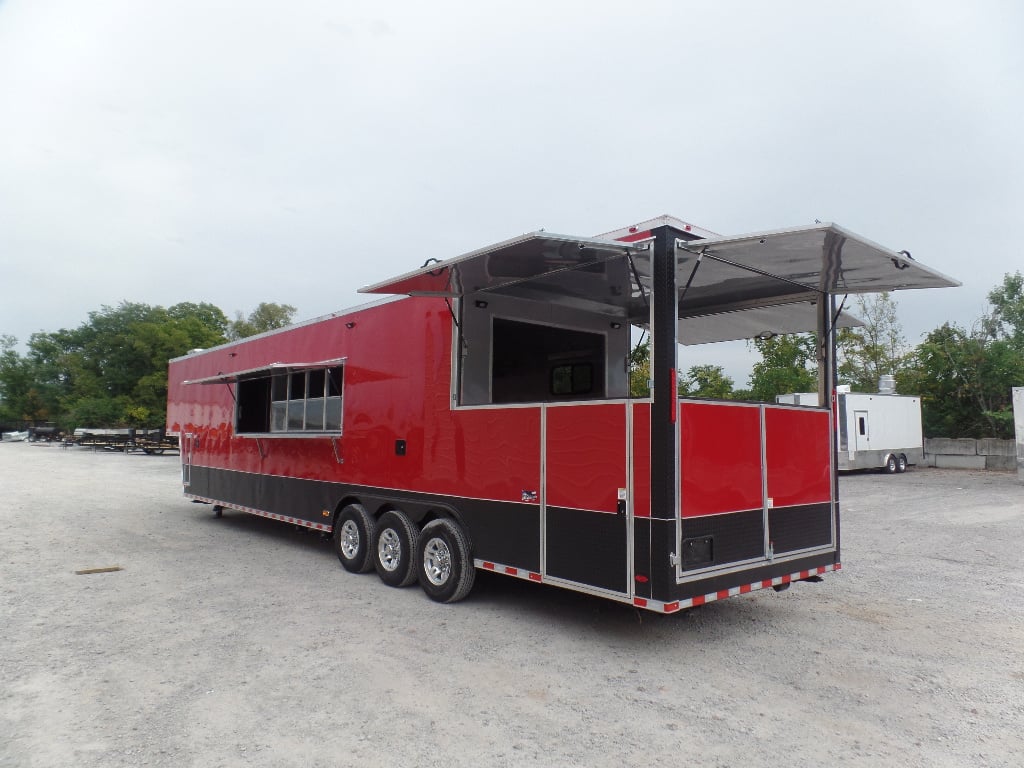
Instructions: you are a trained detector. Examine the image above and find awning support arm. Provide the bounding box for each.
[626,250,649,312]
[676,241,821,295]
[677,250,705,309]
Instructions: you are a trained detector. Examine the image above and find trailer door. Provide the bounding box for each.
[543,402,629,595]
[854,410,870,451]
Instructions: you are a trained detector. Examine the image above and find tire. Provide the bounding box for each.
[373,510,419,587]
[884,454,898,474]
[897,454,908,473]
[333,503,375,573]
[417,518,475,604]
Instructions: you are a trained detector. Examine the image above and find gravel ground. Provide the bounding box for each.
[1,442,1022,767]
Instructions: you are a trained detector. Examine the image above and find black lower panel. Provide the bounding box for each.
[456,499,540,572]
[633,517,653,599]
[190,465,339,524]
[769,503,833,553]
[680,509,765,571]
[186,465,540,572]
[546,507,627,593]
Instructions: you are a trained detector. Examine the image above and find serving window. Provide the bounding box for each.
[237,365,344,434]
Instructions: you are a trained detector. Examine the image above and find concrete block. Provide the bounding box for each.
[925,438,978,456]
[935,454,986,470]
[984,455,1017,471]
[976,438,1015,456]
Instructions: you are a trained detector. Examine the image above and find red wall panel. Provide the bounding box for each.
[680,401,763,518]
[545,404,627,513]
[764,407,832,507]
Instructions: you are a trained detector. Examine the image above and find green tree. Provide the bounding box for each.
[837,292,907,391]
[985,271,1024,347]
[629,339,651,397]
[900,322,1023,438]
[747,333,817,402]
[20,301,230,429]
[680,364,734,399]
[228,302,297,340]
[0,335,40,424]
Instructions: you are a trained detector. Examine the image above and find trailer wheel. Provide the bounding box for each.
[333,504,375,573]
[418,518,475,603]
[884,454,899,474]
[373,510,419,587]
[897,454,908,473]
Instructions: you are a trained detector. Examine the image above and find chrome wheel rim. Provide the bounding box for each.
[378,528,402,572]
[423,536,452,586]
[340,519,361,560]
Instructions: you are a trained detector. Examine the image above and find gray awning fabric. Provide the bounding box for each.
[184,358,346,385]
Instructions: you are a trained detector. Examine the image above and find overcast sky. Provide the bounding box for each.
[1,0,1021,385]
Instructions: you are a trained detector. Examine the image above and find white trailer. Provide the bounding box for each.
[1013,387,1024,482]
[777,389,923,473]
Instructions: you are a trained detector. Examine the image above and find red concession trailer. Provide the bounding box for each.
[167,216,958,612]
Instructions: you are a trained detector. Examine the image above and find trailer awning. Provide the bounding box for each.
[360,222,959,330]
[359,232,640,299]
[673,223,960,317]
[183,358,346,385]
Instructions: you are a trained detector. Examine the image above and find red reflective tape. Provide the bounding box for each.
[618,230,652,242]
[740,584,752,594]
[692,595,706,606]
[633,597,648,608]
[529,572,542,582]
[505,567,518,576]
[761,580,773,589]
[670,371,677,422]
[817,566,826,575]
[717,590,730,601]
[483,562,495,570]
[835,562,843,570]
[664,602,680,613]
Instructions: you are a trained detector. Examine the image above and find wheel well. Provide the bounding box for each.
[419,508,473,552]
[333,496,365,527]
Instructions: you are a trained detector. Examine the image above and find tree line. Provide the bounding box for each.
[2,274,1022,438]
[0,302,295,432]
[628,272,1024,439]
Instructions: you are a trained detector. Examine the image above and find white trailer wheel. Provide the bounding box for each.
[884,454,899,474]
[422,536,452,586]
[373,510,419,587]
[418,518,475,603]
[333,503,375,573]
[897,454,908,473]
